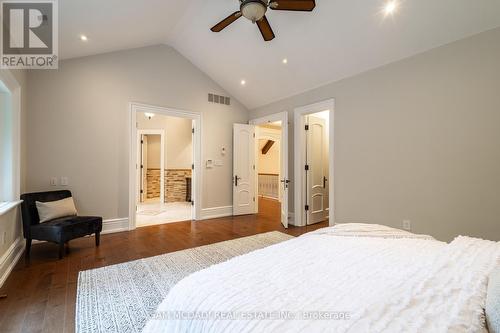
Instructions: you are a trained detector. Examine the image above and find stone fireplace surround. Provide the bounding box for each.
[146,169,192,202]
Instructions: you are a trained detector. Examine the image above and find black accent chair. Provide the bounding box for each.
[20,190,102,259]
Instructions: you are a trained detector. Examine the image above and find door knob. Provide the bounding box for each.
[280,179,290,189]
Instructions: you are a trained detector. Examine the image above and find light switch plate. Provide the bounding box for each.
[61,177,69,186]
[50,177,58,186]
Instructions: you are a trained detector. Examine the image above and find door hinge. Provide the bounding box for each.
[141,164,144,169]
[305,205,309,211]
[305,124,309,131]
[141,140,143,144]
[253,133,256,138]
[140,190,143,194]
[192,128,195,134]
[192,164,194,170]
[305,164,309,171]
[253,197,255,202]
[191,201,194,206]
[253,165,255,170]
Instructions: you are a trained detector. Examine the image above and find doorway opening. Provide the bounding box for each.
[234,111,289,228]
[256,122,282,222]
[294,99,335,227]
[137,130,165,206]
[130,104,201,228]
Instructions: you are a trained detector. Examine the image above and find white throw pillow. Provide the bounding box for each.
[36,197,78,223]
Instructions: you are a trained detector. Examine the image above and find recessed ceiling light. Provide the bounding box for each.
[384,1,398,16]
[282,58,288,64]
[80,35,88,42]
[240,79,246,86]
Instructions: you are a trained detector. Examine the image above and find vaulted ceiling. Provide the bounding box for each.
[59,0,191,59]
[61,0,500,109]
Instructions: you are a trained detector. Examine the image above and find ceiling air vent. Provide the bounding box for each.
[208,93,230,106]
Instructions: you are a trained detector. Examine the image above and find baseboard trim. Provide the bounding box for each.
[0,237,25,288]
[201,206,233,220]
[102,218,129,234]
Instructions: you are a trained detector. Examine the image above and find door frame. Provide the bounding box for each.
[249,111,289,223]
[137,129,165,204]
[294,99,335,227]
[129,102,202,230]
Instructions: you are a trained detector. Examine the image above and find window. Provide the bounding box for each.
[0,80,12,203]
[0,71,21,205]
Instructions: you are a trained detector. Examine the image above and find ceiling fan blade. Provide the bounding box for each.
[269,0,316,11]
[210,11,242,32]
[256,16,275,41]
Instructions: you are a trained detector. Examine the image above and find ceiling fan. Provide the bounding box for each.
[210,0,316,41]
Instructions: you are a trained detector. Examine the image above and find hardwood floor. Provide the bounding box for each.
[0,198,328,333]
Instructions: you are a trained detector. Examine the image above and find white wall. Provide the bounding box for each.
[250,27,500,242]
[26,45,248,220]
[145,135,161,169]
[257,126,281,175]
[257,127,281,167]
[137,112,193,169]
[257,126,282,201]
[258,139,280,175]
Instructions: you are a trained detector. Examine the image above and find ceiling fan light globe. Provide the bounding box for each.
[241,0,267,22]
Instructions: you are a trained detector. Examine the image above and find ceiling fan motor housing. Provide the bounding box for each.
[240,0,268,23]
[211,0,315,41]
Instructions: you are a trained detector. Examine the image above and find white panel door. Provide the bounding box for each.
[233,124,256,216]
[280,115,289,228]
[306,116,327,224]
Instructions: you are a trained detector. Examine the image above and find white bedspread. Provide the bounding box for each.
[143,224,500,333]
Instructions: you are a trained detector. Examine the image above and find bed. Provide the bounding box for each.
[142,224,500,333]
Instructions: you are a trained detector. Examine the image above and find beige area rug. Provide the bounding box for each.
[76,231,294,333]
